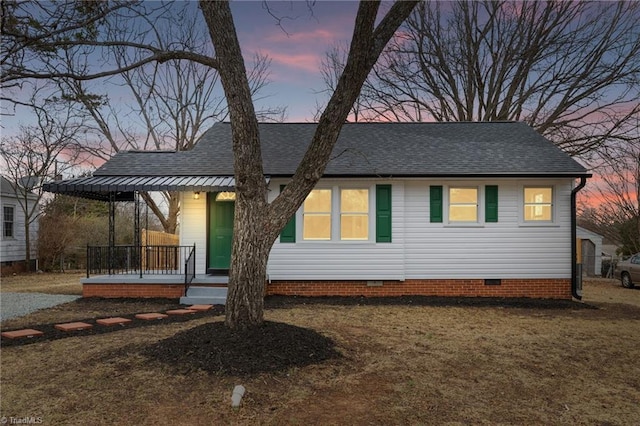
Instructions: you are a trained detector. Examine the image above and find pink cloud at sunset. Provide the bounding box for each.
[228,1,360,119]
[257,50,322,74]
[264,28,337,45]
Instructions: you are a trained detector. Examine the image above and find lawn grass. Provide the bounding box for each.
[1,278,639,425]
[1,271,84,295]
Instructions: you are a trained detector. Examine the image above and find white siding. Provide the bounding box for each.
[179,192,208,273]
[178,177,576,280]
[1,194,39,263]
[404,179,573,279]
[267,179,405,280]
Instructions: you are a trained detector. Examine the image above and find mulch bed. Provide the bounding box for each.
[1,295,599,376]
[264,295,598,309]
[142,321,341,376]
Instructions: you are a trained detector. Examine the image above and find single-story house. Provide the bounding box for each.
[1,176,39,275]
[576,226,603,277]
[44,122,590,301]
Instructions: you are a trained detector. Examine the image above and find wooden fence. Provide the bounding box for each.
[142,229,179,246]
[141,229,180,271]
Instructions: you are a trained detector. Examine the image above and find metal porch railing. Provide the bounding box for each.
[184,244,196,291]
[86,245,196,278]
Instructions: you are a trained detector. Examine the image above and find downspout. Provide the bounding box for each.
[571,176,588,300]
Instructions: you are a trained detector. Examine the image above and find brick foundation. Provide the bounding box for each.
[82,284,185,299]
[266,279,572,299]
[81,278,572,300]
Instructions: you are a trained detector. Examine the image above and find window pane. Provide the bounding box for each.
[215,192,236,201]
[450,188,477,204]
[4,207,13,221]
[449,205,478,222]
[524,187,553,221]
[304,189,332,213]
[303,215,331,240]
[341,215,368,240]
[3,206,14,238]
[524,188,552,204]
[524,205,552,221]
[341,189,368,213]
[449,188,478,222]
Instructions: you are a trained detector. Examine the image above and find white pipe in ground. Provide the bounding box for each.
[231,385,246,407]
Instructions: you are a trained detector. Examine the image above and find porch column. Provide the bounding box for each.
[108,192,115,275]
[134,191,142,278]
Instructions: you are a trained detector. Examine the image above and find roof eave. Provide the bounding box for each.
[270,172,592,179]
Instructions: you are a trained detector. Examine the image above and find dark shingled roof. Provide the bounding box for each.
[95,121,588,178]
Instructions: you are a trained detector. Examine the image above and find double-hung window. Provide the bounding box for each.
[291,185,390,242]
[3,206,14,238]
[340,189,369,240]
[302,189,332,240]
[430,185,498,224]
[298,186,382,242]
[523,187,553,221]
[449,187,478,222]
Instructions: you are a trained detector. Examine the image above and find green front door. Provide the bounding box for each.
[208,195,235,271]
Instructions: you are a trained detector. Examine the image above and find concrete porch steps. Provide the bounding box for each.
[180,286,227,306]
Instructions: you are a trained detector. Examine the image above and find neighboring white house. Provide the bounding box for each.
[44,122,591,300]
[1,176,39,275]
[576,226,603,276]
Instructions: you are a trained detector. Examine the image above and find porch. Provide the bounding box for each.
[82,273,229,303]
[42,175,245,304]
[83,245,229,303]
[42,175,246,304]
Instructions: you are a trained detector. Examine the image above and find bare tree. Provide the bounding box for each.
[318,1,640,158]
[581,127,640,255]
[1,0,418,328]
[202,1,418,328]
[10,3,284,234]
[0,91,82,271]
[53,13,225,234]
[314,42,367,122]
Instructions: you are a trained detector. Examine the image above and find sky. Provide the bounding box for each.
[0,1,362,134]
[1,1,636,212]
[228,1,360,121]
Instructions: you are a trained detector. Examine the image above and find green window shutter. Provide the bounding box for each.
[279,185,296,243]
[485,185,498,223]
[376,184,392,243]
[430,185,443,223]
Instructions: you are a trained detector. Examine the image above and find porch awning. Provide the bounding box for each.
[43,175,249,201]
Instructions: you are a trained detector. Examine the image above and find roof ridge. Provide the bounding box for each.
[218,121,521,125]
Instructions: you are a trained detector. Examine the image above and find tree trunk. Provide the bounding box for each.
[200,0,418,329]
[165,193,180,235]
[225,194,274,328]
[201,1,270,329]
[139,191,179,234]
[24,220,32,272]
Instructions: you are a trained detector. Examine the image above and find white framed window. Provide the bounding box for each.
[303,189,332,240]
[523,187,553,221]
[449,187,478,222]
[300,186,374,242]
[3,206,14,239]
[340,189,369,240]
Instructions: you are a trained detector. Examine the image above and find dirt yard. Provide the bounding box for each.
[1,276,639,425]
